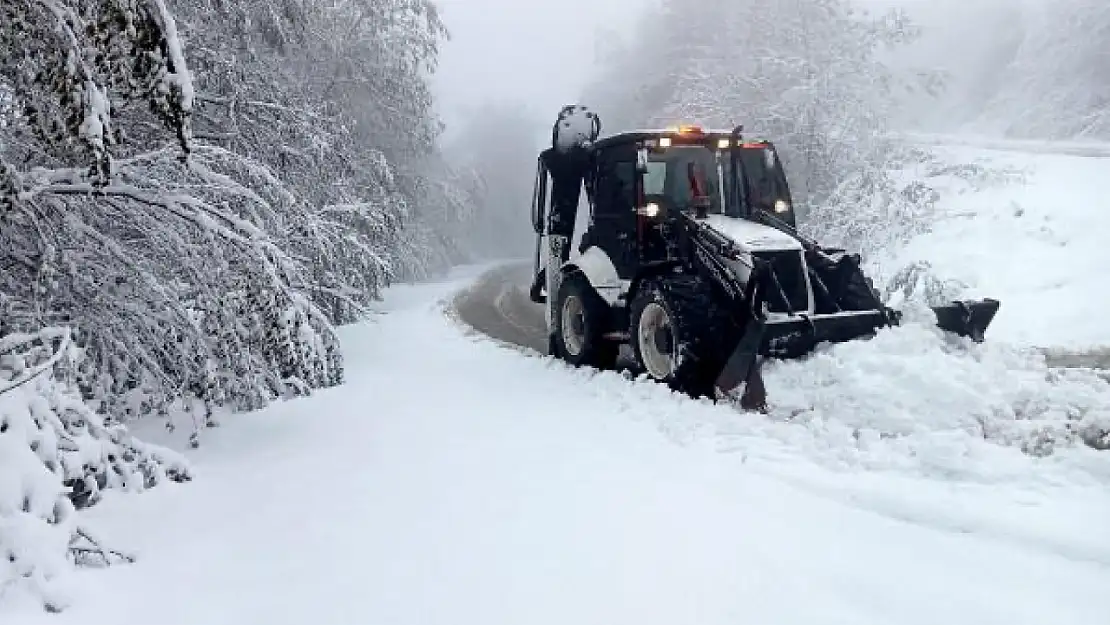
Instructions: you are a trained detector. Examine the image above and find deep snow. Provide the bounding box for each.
[876,144,1110,351]
[3,264,1108,625]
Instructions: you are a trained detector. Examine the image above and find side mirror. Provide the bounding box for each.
[530,158,548,235]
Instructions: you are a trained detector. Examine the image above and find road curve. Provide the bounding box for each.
[451,264,1108,376]
[452,262,548,354]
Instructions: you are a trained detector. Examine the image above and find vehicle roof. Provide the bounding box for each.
[592,129,771,150]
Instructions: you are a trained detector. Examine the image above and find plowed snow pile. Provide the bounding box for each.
[761,325,1109,480]
[766,145,1110,471]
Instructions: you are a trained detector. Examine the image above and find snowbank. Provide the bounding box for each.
[872,145,1110,351]
[761,325,1110,479]
[0,329,190,612]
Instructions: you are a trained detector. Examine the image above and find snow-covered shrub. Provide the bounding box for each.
[0,147,344,428]
[804,144,1029,311]
[0,328,190,612]
[880,261,967,309]
[803,166,935,258]
[805,144,1027,260]
[763,323,1110,463]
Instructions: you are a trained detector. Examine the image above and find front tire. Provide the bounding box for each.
[552,272,618,369]
[629,277,724,399]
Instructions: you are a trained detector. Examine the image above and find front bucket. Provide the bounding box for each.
[760,309,891,359]
[930,298,1000,342]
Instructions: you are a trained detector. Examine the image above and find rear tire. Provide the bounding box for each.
[552,272,619,369]
[629,276,725,399]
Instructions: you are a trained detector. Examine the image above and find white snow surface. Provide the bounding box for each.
[703,214,802,252]
[4,262,1108,625]
[875,145,1110,350]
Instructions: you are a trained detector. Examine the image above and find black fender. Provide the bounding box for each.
[623,261,685,309]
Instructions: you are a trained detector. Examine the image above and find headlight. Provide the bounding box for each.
[638,203,661,218]
[774,199,790,213]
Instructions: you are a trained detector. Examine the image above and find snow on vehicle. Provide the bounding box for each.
[528,105,1000,409]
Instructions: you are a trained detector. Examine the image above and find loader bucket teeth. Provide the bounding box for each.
[930,299,1001,343]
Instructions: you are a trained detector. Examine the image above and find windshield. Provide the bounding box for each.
[638,142,793,221]
[726,146,793,217]
[643,146,722,215]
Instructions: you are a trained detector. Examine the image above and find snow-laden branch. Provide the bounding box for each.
[0,328,71,396]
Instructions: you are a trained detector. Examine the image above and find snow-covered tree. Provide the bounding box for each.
[973,0,1110,139]
[1,0,462,612]
[0,0,194,178]
[0,0,462,437]
[583,0,925,209]
[884,0,1110,141]
[165,0,452,311]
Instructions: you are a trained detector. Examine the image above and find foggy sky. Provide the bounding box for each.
[431,0,655,140]
[430,0,1027,141]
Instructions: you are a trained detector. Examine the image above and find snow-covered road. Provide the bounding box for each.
[8,268,1108,625]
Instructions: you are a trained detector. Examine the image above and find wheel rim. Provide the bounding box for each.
[638,302,675,379]
[561,295,587,356]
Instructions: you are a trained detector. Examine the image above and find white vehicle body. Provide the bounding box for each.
[558,214,816,317]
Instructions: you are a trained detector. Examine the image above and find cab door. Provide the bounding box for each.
[589,144,639,280]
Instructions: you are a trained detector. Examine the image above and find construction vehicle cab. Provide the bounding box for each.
[529,105,1000,407]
